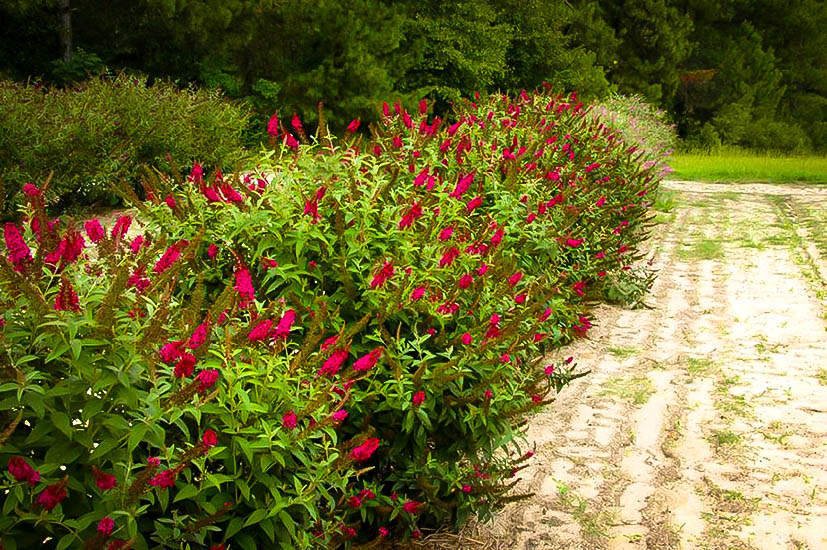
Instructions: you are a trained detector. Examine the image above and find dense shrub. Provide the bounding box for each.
[0,88,660,549]
[0,74,250,219]
[590,94,676,179]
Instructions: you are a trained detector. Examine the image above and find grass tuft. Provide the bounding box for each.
[600,375,655,405]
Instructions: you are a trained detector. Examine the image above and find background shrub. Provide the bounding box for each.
[590,94,677,178]
[0,88,661,548]
[0,73,250,219]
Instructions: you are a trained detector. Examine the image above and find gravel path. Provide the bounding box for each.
[422,181,827,550]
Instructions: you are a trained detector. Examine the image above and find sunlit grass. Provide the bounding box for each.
[670,151,827,183]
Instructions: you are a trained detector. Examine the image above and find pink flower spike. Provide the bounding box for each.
[466,195,483,213]
[202,429,218,452]
[347,119,361,133]
[23,183,40,196]
[353,347,384,372]
[264,115,280,140]
[248,319,272,342]
[282,410,298,430]
[350,438,380,461]
[97,517,115,536]
[84,219,105,243]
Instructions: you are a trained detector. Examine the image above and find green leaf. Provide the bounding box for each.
[51,411,73,439]
[158,485,169,512]
[235,533,258,550]
[56,534,75,550]
[243,508,268,528]
[70,339,82,360]
[237,478,250,501]
[2,490,17,515]
[278,509,296,538]
[260,517,275,543]
[90,437,119,460]
[128,423,149,453]
[225,517,244,539]
[45,342,71,363]
[173,483,199,503]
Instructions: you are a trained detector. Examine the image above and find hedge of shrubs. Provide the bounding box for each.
[0,74,250,219]
[0,86,660,549]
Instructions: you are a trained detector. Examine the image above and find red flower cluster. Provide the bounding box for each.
[202,429,218,452]
[350,438,380,461]
[398,201,423,229]
[7,457,40,486]
[370,261,394,289]
[4,222,32,272]
[187,322,209,350]
[234,267,256,305]
[402,500,422,514]
[98,517,115,536]
[282,410,298,430]
[111,215,132,239]
[36,480,67,511]
[197,369,219,393]
[148,469,176,489]
[84,219,106,243]
[92,466,117,491]
[272,309,296,340]
[159,340,196,378]
[319,348,349,376]
[353,347,383,372]
[45,227,86,268]
[54,276,80,312]
[153,243,182,274]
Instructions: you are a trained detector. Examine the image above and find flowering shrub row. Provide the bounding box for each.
[0,86,660,549]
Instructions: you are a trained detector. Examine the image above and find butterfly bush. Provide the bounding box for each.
[0,87,661,549]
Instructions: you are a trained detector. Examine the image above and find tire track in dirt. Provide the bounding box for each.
[419,181,827,550]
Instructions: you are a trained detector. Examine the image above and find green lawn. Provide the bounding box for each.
[670,152,827,183]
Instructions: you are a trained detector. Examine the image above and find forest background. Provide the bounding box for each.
[2,0,826,153]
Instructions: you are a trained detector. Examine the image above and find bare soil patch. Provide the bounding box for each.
[413,181,827,549]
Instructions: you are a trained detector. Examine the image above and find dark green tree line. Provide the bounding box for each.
[1,0,825,150]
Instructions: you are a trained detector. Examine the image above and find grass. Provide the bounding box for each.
[671,151,827,183]
[555,484,615,540]
[686,356,716,378]
[676,238,725,260]
[607,345,638,358]
[599,375,655,405]
[709,429,743,449]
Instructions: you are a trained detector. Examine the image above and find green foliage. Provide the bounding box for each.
[49,48,104,86]
[0,74,250,218]
[603,266,657,309]
[0,88,661,547]
[2,0,827,150]
[590,94,677,178]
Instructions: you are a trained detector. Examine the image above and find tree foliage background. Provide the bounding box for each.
[1,0,825,151]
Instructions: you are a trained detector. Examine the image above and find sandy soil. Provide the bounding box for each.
[421,181,827,550]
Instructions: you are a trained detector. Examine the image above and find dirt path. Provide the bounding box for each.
[434,181,827,549]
